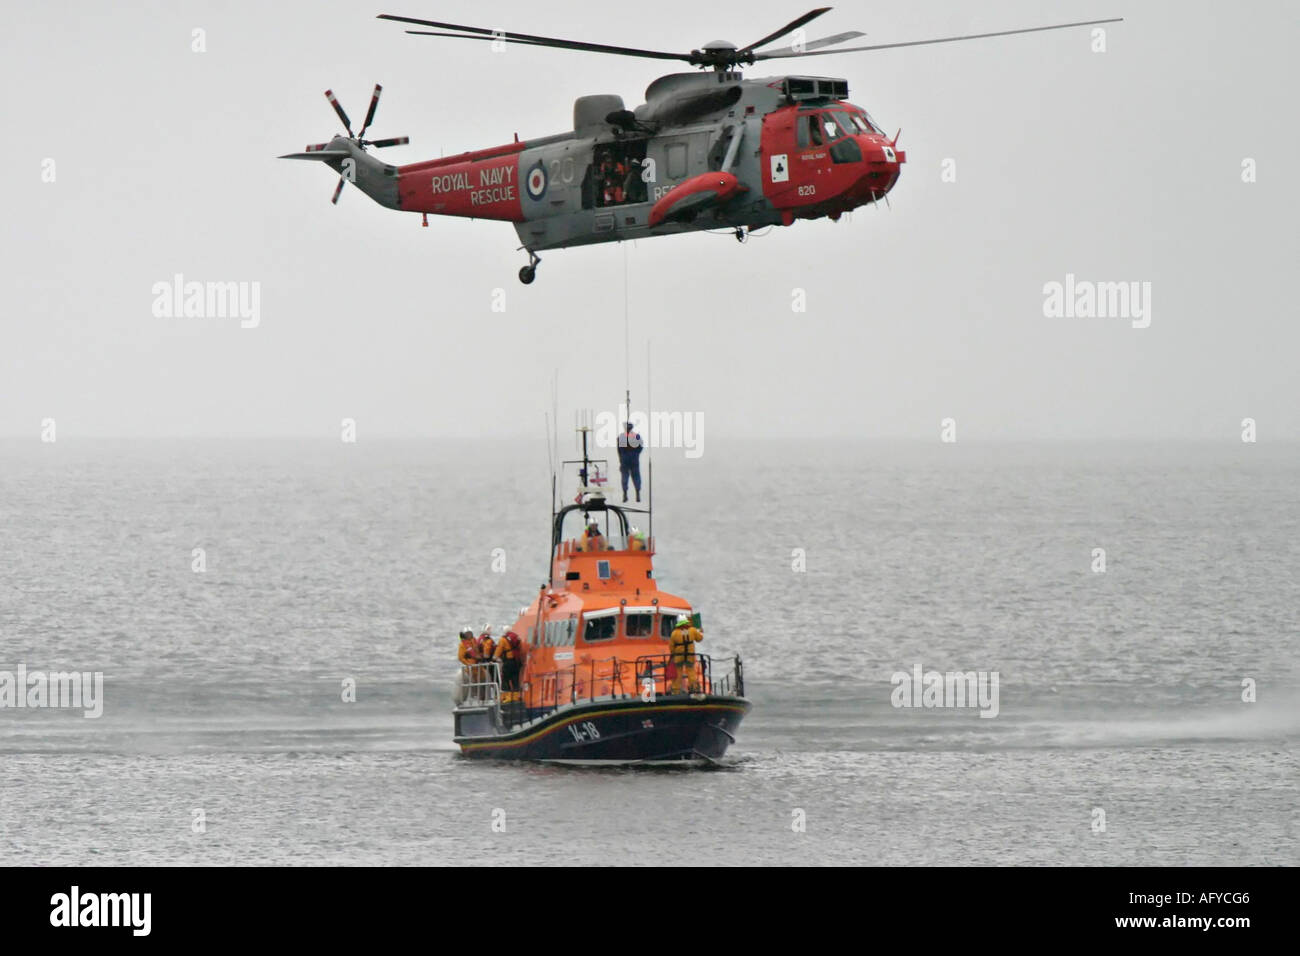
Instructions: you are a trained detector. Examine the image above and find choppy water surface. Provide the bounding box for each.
[1,440,1296,865]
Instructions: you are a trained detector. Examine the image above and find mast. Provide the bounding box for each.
[647,343,653,545]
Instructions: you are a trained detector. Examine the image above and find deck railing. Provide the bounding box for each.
[457,660,502,706]
[456,653,745,730]
[556,536,655,556]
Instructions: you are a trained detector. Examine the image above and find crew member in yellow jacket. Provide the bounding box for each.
[456,628,478,667]
[494,630,525,703]
[474,627,497,690]
[456,627,478,702]
[668,615,703,694]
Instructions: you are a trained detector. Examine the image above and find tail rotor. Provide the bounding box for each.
[291,84,409,205]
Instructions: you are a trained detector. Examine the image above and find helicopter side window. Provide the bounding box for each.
[797,114,824,149]
[665,142,688,180]
[830,136,863,165]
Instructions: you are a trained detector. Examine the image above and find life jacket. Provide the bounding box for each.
[496,632,522,661]
[457,638,477,665]
[478,636,496,660]
[669,625,700,663]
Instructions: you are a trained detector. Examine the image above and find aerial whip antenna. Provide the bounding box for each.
[623,242,632,429]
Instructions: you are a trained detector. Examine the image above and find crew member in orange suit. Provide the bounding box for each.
[456,627,478,702]
[494,630,525,704]
[579,520,606,552]
[668,615,703,694]
[476,626,497,687]
[457,628,477,667]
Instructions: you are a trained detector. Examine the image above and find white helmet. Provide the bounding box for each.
[677,614,691,626]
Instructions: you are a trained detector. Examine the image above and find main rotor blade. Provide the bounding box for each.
[358,84,382,140]
[740,7,832,54]
[402,30,567,49]
[753,18,1122,60]
[325,89,354,136]
[378,14,689,61]
[755,30,864,55]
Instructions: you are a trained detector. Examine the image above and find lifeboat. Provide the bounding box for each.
[452,423,751,764]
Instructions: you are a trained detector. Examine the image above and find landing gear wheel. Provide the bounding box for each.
[517,250,541,285]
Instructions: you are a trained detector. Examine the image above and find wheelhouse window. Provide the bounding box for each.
[625,614,654,638]
[542,616,577,646]
[659,614,684,638]
[584,616,616,642]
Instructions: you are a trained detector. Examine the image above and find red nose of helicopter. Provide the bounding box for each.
[849,132,905,207]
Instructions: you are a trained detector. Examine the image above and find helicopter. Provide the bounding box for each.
[280,8,1120,283]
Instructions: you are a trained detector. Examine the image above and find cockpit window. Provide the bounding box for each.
[856,111,884,135]
[829,136,862,165]
[797,113,824,148]
[830,111,861,137]
[821,113,847,141]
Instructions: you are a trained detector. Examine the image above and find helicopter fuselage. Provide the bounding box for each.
[348,72,905,257]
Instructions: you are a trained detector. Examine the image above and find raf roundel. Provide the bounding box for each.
[526,163,548,201]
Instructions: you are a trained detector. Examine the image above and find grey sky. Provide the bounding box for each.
[2,0,1296,439]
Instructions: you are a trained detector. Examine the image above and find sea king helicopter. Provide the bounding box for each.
[281,8,1120,282]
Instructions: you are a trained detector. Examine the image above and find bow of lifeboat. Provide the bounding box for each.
[452,499,750,764]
